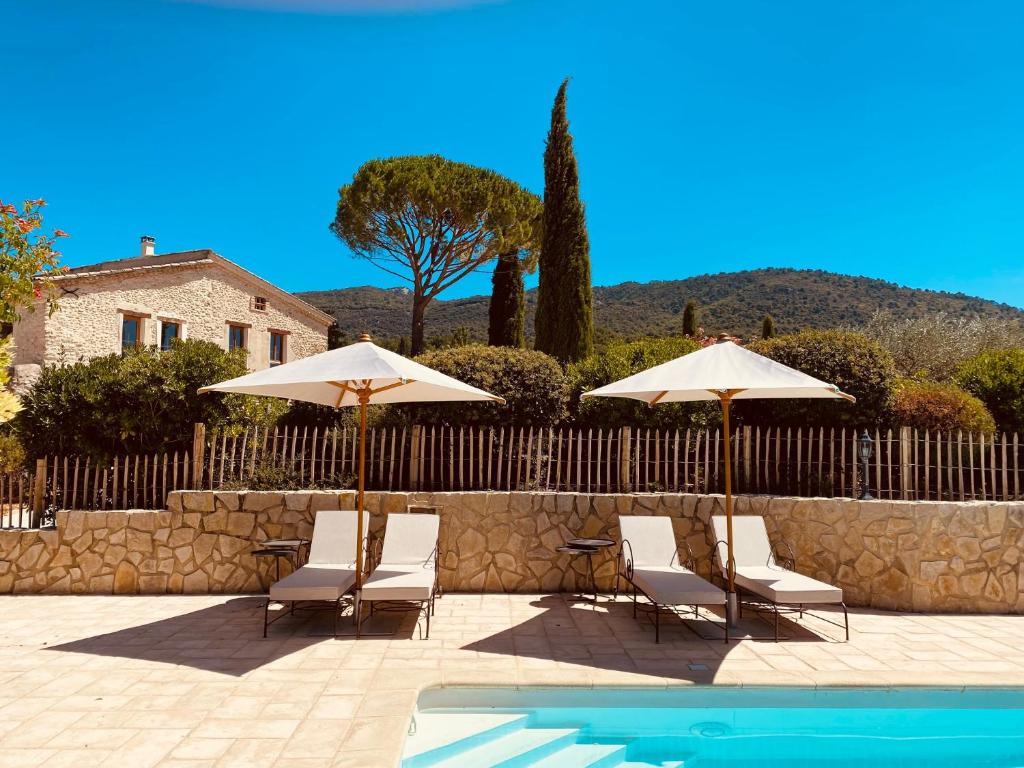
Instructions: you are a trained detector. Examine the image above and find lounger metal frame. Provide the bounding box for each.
[712,538,849,642]
[615,538,730,644]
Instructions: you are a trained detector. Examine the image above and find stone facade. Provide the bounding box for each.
[10,245,331,389]
[0,491,1020,613]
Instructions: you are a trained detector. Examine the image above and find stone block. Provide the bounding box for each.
[214,492,241,511]
[226,512,255,537]
[182,492,215,512]
[113,561,138,594]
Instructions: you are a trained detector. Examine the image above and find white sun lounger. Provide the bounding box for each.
[616,516,729,643]
[711,515,848,641]
[263,509,368,638]
[358,513,440,639]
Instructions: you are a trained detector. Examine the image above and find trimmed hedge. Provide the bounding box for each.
[956,349,1024,433]
[738,330,896,426]
[889,379,995,433]
[379,345,568,427]
[567,337,719,429]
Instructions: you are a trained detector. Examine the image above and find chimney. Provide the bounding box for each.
[140,235,155,257]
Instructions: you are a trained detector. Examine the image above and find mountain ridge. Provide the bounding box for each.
[297,268,1024,343]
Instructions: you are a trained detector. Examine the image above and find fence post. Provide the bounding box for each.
[32,457,47,527]
[191,423,206,490]
[409,425,422,490]
[900,426,912,500]
[619,426,632,492]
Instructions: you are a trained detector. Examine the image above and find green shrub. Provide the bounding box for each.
[738,330,896,426]
[888,379,995,433]
[567,337,719,429]
[0,431,25,472]
[16,339,287,458]
[379,344,568,427]
[956,349,1024,433]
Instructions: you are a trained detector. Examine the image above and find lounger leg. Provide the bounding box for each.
[724,610,730,644]
[333,598,340,639]
[655,603,660,644]
[842,602,849,642]
[799,603,804,619]
[424,600,430,640]
[774,603,780,642]
[263,599,270,638]
[632,585,638,618]
[356,598,363,639]
[613,571,620,601]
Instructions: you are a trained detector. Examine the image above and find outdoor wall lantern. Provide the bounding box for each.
[858,430,874,501]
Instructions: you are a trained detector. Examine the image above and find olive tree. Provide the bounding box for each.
[330,156,541,355]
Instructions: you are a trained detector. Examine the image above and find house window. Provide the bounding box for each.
[228,324,246,351]
[269,332,285,366]
[122,316,141,350]
[160,321,180,351]
[253,296,267,311]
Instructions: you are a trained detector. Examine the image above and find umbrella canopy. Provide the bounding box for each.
[583,338,853,623]
[583,339,855,404]
[200,334,504,591]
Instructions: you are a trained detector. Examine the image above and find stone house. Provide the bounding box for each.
[11,236,333,391]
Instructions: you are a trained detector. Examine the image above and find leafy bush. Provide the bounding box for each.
[379,345,567,427]
[738,330,896,426]
[566,337,719,429]
[16,339,287,458]
[0,431,25,472]
[860,311,1024,381]
[956,349,1024,433]
[888,379,995,433]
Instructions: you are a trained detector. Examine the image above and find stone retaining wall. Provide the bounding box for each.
[0,491,1020,612]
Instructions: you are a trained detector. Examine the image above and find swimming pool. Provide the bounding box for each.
[402,686,1024,767]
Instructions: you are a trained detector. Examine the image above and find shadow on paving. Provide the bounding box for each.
[462,594,842,683]
[46,595,412,676]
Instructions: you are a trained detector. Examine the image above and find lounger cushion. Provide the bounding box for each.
[270,565,357,602]
[735,566,843,604]
[618,516,680,567]
[361,565,435,602]
[631,565,726,607]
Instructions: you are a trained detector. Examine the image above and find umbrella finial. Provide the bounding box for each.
[358,333,372,342]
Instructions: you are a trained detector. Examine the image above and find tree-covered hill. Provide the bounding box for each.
[297,268,1024,344]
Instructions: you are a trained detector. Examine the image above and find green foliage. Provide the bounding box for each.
[956,349,1024,433]
[0,431,25,472]
[380,345,567,427]
[16,339,287,458]
[330,155,542,354]
[682,300,699,337]
[761,314,776,339]
[888,379,995,433]
[738,330,896,427]
[567,337,719,429]
[0,198,66,325]
[221,457,355,491]
[534,79,594,364]
[488,252,526,348]
[300,268,1024,347]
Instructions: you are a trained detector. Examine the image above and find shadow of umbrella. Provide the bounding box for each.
[45,596,411,677]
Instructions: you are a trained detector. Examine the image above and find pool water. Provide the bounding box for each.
[402,687,1024,767]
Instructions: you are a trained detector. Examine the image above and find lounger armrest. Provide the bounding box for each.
[773,539,797,571]
[677,539,697,573]
[710,539,735,588]
[617,539,635,581]
[368,536,383,571]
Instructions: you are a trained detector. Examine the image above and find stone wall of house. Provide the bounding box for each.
[10,260,329,375]
[0,491,1020,613]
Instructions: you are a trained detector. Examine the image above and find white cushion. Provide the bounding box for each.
[631,565,726,607]
[380,513,440,565]
[711,515,774,571]
[361,564,435,602]
[270,565,357,602]
[308,509,368,565]
[618,516,679,567]
[735,565,843,604]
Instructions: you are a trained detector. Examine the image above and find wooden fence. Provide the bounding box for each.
[2,422,1022,528]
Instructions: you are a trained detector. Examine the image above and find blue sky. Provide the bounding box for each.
[4,0,1023,307]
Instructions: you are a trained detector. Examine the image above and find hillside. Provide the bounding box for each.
[297,268,1024,344]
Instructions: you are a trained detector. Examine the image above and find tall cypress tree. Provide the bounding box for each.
[488,251,526,347]
[761,314,776,339]
[682,300,699,337]
[534,78,593,364]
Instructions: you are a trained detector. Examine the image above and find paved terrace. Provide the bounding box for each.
[1,594,1023,767]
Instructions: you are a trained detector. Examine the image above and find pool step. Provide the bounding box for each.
[428,727,579,768]
[402,713,529,767]
[529,742,629,768]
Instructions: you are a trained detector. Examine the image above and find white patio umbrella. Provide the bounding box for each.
[199,333,504,591]
[582,336,853,623]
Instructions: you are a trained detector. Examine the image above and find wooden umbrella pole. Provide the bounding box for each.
[355,390,369,589]
[721,393,735,594]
